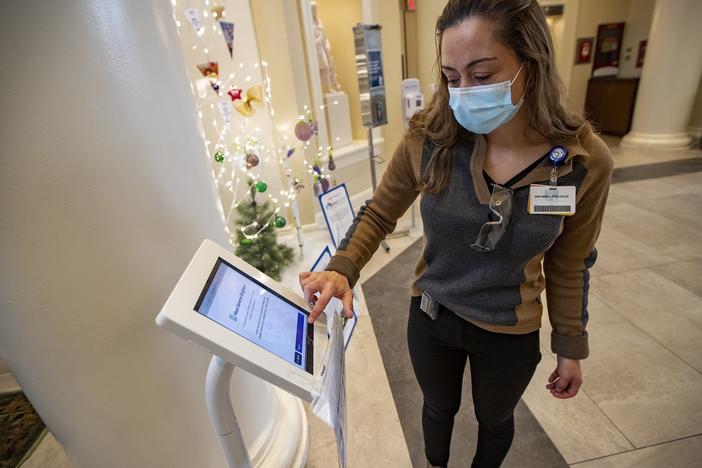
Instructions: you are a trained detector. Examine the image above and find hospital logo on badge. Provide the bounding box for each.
[548,146,568,165]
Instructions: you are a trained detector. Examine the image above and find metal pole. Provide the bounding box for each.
[205,355,253,468]
[366,127,378,192]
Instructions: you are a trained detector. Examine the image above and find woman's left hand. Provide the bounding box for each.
[546,355,583,399]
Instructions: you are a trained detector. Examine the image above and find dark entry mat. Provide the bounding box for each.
[363,239,567,468]
[0,391,46,468]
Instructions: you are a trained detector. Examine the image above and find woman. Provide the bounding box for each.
[299,0,613,466]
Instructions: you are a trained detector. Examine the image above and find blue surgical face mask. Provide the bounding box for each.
[448,64,525,134]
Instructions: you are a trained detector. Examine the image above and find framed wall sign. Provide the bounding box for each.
[593,22,625,77]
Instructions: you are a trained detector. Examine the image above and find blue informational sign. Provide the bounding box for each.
[319,183,355,249]
[368,49,384,89]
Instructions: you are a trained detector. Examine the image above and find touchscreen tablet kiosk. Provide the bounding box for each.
[156,239,318,400]
[195,257,314,373]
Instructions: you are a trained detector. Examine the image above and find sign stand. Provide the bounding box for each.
[354,23,410,252]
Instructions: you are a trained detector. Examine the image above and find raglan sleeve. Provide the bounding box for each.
[323,133,423,288]
[543,138,613,359]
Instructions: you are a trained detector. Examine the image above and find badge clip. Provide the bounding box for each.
[548,146,568,186]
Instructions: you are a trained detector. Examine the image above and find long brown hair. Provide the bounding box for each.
[410,0,590,194]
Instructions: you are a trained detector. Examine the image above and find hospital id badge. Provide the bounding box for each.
[528,184,576,216]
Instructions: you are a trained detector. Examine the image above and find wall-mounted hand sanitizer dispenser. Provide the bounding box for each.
[401,78,424,127]
[353,23,387,128]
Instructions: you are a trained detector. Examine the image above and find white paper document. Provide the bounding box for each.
[311,312,347,468]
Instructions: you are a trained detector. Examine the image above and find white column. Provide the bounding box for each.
[688,78,702,142]
[0,1,306,467]
[621,0,702,149]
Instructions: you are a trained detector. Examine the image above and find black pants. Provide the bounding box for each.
[407,296,541,468]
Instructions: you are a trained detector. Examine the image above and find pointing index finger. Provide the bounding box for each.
[308,287,334,323]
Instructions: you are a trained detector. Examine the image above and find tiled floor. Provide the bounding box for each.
[363,241,568,468]
[522,139,702,466]
[2,136,701,467]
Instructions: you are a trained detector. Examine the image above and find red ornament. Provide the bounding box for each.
[245,152,260,168]
[228,88,243,101]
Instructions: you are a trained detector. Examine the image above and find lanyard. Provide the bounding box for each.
[548,145,568,186]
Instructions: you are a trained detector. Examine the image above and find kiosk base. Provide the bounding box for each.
[204,355,311,468]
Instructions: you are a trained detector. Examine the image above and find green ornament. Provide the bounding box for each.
[255,181,267,193]
[274,216,286,228]
[239,238,253,246]
[214,151,224,163]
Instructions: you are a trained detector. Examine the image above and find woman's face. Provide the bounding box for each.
[441,17,526,104]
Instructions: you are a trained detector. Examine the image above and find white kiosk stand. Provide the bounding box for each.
[156,240,345,468]
[157,240,343,468]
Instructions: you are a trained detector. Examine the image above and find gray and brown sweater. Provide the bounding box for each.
[325,130,613,359]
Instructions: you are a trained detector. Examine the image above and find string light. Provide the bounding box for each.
[171,0,337,253]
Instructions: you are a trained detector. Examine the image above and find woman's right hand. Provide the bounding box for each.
[298,270,354,323]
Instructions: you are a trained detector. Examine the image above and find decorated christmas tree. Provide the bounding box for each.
[172,0,337,281]
[234,179,294,281]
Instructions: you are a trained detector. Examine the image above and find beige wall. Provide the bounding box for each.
[569,0,632,112]
[376,0,405,157]
[539,0,580,97]
[404,6,419,78]
[315,0,365,140]
[545,0,656,113]
[619,0,655,78]
[415,0,445,100]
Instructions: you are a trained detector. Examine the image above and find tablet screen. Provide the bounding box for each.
[195,258,313,373]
